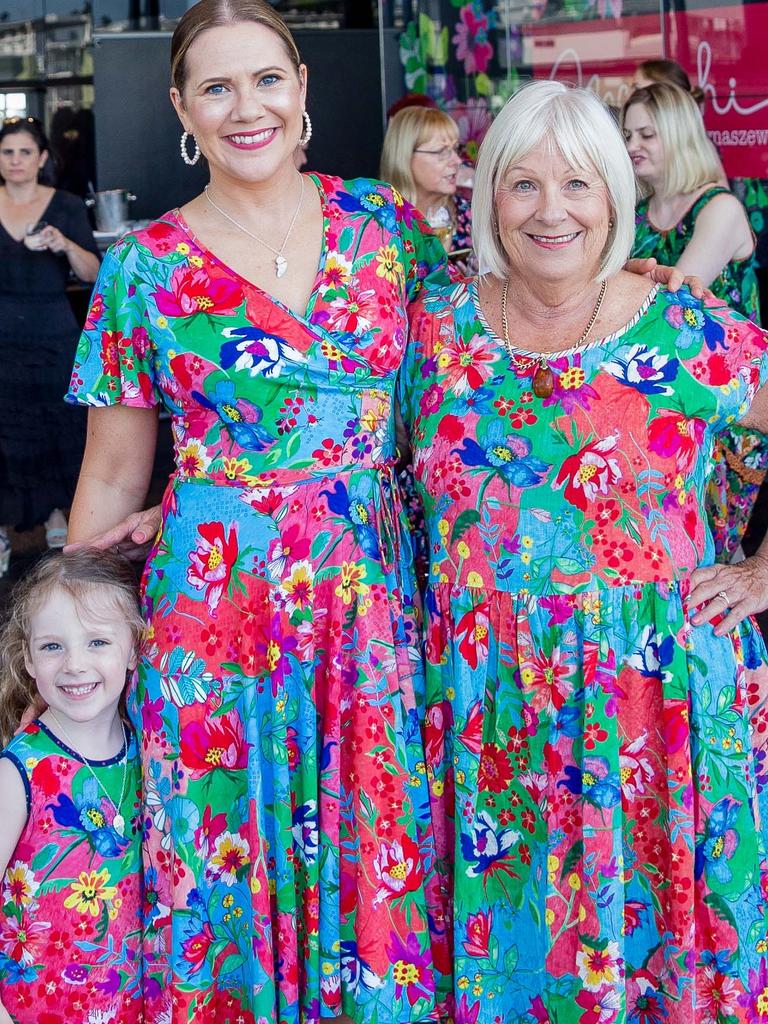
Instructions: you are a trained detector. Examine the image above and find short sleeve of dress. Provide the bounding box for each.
[394,191,451,302]
[66,248,161,409]
[683,298,768,435]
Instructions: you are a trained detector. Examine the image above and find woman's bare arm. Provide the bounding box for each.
[67,405,160,544]
[739,381,768,434]
[674,193,754,287]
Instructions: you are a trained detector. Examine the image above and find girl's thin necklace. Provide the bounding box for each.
[500,277,607,398]
[47,708,130,836]
[203,176,305,279]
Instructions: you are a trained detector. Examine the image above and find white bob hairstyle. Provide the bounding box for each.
[473,80,637,282]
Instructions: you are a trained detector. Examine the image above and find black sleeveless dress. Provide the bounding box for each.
[0,189,99,527]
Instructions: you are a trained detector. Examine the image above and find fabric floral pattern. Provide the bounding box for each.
[633,188,768,560]
[0,721,142,1023]
[402,280,768,1023]
[67,174,451,1024]
[453,192,472,255]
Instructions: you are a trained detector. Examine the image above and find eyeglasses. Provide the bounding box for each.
[3,116,41,127]
[413,143,462,161]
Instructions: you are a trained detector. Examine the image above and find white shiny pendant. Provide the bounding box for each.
[113,813,125,835]
[275,255,287,278]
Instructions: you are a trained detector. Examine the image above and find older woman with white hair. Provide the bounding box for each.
[401,80,768,1022]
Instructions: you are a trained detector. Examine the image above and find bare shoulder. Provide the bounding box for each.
[0,754,27,806]
[0,756,28,876]
[611,270,657,308]
[596,272,657,339]
[694,188,748,226]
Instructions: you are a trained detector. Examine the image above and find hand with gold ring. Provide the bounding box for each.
[689,551,768,636]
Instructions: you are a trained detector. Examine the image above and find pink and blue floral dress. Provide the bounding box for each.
[67,175,452,1024]
[402,280,768,1023]
[0,720,142,1023]
[633,188,767,561]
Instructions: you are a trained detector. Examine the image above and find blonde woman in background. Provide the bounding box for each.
[623,81,764,561]
[630,58,728,185]
[380,105,473,267]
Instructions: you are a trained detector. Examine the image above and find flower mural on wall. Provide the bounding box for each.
[453,2,494,76]
[447,96,493,163]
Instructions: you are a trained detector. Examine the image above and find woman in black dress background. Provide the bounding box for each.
[0,117,100,572]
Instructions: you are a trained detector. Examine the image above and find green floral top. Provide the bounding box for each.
[633,187,760,322]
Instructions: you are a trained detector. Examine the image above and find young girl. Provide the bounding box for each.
[0,551,144,1024]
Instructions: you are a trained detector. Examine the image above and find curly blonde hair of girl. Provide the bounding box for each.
[0,550,144,747]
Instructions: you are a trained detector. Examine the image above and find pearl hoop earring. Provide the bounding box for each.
[180,130,200,166]
[299,111,313,148]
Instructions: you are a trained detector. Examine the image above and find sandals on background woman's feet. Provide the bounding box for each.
[44,509,68,550]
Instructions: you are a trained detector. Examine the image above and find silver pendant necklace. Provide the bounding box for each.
[204,177,305,279]
[47,709,130,836]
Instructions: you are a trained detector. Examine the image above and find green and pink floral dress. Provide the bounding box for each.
[67,175,452,1024]
[0,720,142,1023]
[633,188,767,560]
[402,280,768,1023]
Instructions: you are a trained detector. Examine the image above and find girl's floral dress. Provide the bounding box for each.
[402,280,768,1023]
[67,175,452,1024]
[633,188,768,560]
[0,720,142,1023]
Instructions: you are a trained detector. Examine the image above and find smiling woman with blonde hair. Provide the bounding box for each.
[401,78,768,1023]
[63,0,455,1020]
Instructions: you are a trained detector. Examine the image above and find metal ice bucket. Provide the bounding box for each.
[86,189,137,232]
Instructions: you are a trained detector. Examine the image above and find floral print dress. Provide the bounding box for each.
[633,188,768,560]
[452,192,473,255]
[402,280,768,1024]
[67,175,451,1024]
[0,720,142,1023]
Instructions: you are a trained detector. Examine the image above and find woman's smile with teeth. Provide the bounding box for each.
[529,232,579,243]
[228,128,275,144]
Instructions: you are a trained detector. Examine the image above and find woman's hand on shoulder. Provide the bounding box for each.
[623,257,712,300]
[64,505,162,562]
[689,553,768,635]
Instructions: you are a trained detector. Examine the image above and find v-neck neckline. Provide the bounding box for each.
[0,189,56,244]
[171,172,330,326]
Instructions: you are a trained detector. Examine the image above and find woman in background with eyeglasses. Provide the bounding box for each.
[381,106,474,273]
[0,115,100,573]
